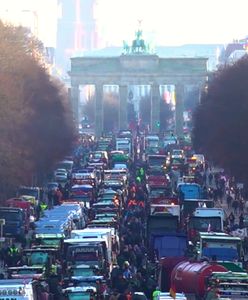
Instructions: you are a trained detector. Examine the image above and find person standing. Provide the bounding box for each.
[239,213,244,229]
[228,212,235,228]
[232,199,239,215]
[152,287,161,300]
[227,193,233,209]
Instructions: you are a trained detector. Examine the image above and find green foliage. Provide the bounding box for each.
[192,55,248,182]
[0,21,75,197]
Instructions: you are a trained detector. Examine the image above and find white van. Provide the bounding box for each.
[70,227,115,265]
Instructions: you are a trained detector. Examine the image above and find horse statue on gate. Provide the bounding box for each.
[122,40,130,54]
[122,24,152,55]
[131,29,147,54]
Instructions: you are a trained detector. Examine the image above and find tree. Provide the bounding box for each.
[0,21,75,197]
[192,55,248,182]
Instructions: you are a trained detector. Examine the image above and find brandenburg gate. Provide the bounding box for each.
[69,31,208,137]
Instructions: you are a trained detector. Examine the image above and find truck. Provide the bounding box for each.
[110,150,130,169]
[147,154,167,171]
[177,183,215,218]
[116,138,132,158]
[18,186,42,207]
[197,232,244,272]
[177,183,202,200]
[188,208,224,241]
[170,261,227,298]
[0,279,52,300]
[64,239,110,276]
[145,135,159,154]
[70,227,113,264]
[5,198,33,233]
[147,170,172,198]
[147,208,187,259]
[0,207,26,239]
[205,271,248,299]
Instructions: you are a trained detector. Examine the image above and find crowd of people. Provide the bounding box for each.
[109,167,160,300]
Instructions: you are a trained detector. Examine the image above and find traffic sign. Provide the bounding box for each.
[0,219,5,225]
[0,237,5,242]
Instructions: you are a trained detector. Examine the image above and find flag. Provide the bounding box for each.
[169,285,176,299]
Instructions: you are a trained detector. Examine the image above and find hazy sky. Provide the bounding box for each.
[97,0,248,46]
[0,0,248,46]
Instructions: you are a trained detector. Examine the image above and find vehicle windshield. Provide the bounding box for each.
[19,188,38,198]
[148,170,164,176]
[17,269,42,275]
[149,140,159,146]
[30,252,48,265]
[72,252,98,263]
[72,268,95,277]
[67,293,91,300]
[183,201,213,216]
[189,217,222,231]
[171,158,183,165]
[92,153,102,159]
[42,239,60,247]
[201,238,241,261]
[150,189,169,197]
[0,211,22,221]
[56,162,73,171]
[148,158,165,166]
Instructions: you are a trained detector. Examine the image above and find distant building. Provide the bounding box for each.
[56,0,100,74]
[219,37,248,65]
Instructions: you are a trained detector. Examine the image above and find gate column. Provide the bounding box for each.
[175,84,185,138]
[151,83,160,133]
[70,85,80,125]
[119,85,128,130]
[95,83,103,137]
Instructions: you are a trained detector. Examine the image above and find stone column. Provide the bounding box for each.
[70,85,80,125]
[175,84,185,138]
[151,83,160,133]
[197,83,204,104]
[119,85,128,130]
[95,83,103,137]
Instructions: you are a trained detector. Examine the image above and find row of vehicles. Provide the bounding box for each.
[0,129,247,299]
[142,136,247,299]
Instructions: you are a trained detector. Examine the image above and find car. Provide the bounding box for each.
[54,169,68,183]
[132,292,148,300]
[158,292,187,299]
[171,149,185,160]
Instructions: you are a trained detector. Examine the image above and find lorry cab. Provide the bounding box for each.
[64,240,109,274]
[198,232,243,271]
[63,285,96,300]
[188,208,224,241]
[177,183,202,200]
[5,198,33,233]
[70,184,94,207]
[206,271,248,299]
[88,151,108,165]
[0,207,25,239]
[7,266,44,280]
[34,233,65,250]
[0,279,50,300]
